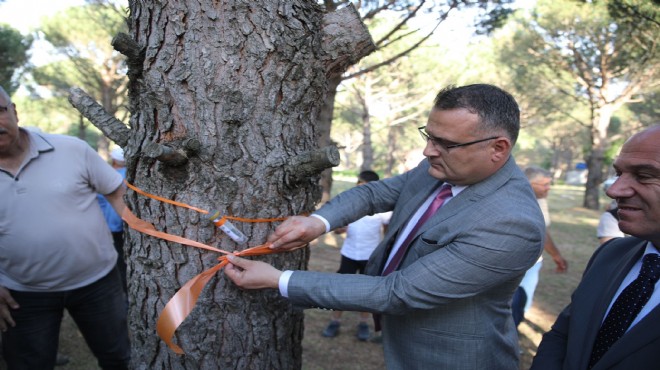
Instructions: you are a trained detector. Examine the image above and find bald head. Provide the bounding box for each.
[606,125,660,245]
[0,86,11,106]
[626,125,660,146]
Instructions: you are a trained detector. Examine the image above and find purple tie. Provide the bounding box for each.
[381,184,453,276]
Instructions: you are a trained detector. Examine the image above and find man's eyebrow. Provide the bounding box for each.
[427,132,454,143]
[618,163,660,175]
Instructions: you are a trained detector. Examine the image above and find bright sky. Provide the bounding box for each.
[0,0,87,70]
[0,0,85,33]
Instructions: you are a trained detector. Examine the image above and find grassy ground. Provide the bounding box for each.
[1,183,605,370]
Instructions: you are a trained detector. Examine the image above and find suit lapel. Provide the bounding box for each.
[386,181,440,239]
[367,171,441,275]
[576,239,648,369]
[594,304,660,369]
[369,156,519,274]
[416,156,517,235]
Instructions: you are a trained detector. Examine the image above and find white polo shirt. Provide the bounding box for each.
[0,130,122,291]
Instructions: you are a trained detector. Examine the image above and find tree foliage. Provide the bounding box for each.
[27,2,128,153]
[0,24,32,96]
[496,0,660,209]
[591,0,660,26]
[313,0,519,202]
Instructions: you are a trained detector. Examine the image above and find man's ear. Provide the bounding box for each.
[491,137,511,162]
[12,103,19,123]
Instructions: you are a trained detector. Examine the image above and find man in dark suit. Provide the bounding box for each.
[225,84,546,369]
[531,125,660,370]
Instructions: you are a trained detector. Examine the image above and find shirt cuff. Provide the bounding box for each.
[311,214,330,233]
[279,270,294,298]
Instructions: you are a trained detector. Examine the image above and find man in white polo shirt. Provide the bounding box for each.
[0,86,130,369]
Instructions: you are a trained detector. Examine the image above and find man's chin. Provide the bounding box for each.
[427,167,447,181]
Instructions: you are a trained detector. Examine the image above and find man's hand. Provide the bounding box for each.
[267,215,326,250]
[333,226,348,234]
[0,286,18,332]
[553,255,568,273]
[544,231,568,273]
[224,255,283,289]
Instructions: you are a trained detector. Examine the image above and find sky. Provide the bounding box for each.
[0,0,87,70]
[0,0,85,33]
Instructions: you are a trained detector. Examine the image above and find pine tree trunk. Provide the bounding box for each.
[119,1,374,368]
[317,74,342,204]
[583,105,615,210]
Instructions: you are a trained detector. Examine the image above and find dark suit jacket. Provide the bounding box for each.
[287,157,545,370]
[531,237,660,370]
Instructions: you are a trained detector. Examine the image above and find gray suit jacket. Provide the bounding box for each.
[288,157,545,370]
[531,237,660,370]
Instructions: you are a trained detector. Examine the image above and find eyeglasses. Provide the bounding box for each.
[418,126,499,151]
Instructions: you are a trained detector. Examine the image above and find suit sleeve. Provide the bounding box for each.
[288,189,545,314]
[375,202,543,312]
[530,240,615,369]
[315,167,413,229]
[530,304,572,369]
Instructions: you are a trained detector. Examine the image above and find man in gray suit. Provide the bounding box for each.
[531,125,660,370]
[226,84,546,369]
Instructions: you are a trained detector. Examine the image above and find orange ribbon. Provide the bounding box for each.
[121,182,293,354]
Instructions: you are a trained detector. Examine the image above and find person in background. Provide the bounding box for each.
[597,198,625,246]
[531,125,660,369]
[224,84,546,369]
[321,170,391,341]
[511,166,569,327]
[98,147,128,293]
[0,86,130,369]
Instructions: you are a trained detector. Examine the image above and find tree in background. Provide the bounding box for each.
[600,0,660,26]
[332,39,444,177]
[28,2,128,156]
[315,0,517,202]
[497,0,659,209]
[330,4,524,179]
[0,24,32,96]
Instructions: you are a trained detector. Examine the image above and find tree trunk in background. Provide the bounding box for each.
[359,81,373,172]
[123,1,373,368]
[77,113,86,141]
[317,74,342,204]
[583,105,615,210]
[384,125,400,177]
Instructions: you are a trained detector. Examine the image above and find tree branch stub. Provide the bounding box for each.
[112,32,144,64]
[143,141,189,167]
[68,87,131,147]
[112,32,145,81]
[321,4,376,75]
[285,145,340,185]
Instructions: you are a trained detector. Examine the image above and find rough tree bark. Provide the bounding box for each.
[71,1,374,369]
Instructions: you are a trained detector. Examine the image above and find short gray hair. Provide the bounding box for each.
[524,166,552,181]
